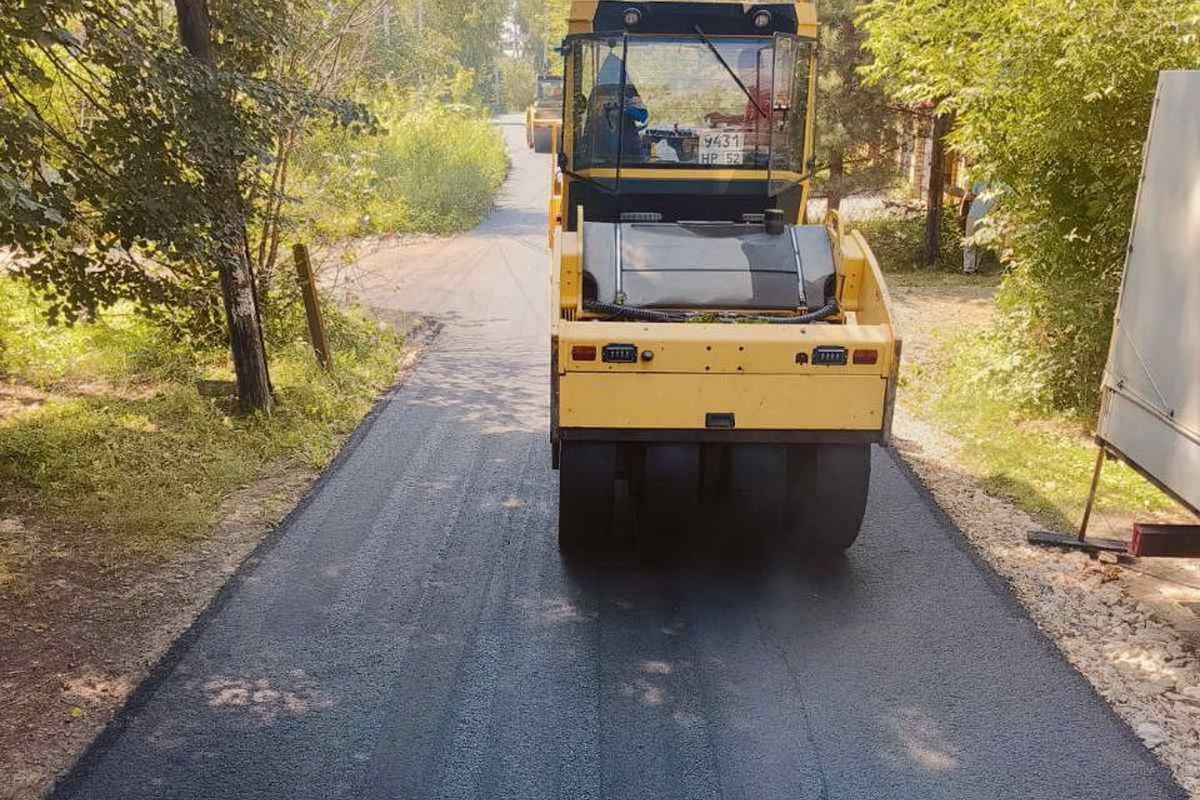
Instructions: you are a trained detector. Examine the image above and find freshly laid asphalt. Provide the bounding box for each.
[53,120,1185,800]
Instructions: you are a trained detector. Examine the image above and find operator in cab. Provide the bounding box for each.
[579,49,649,163]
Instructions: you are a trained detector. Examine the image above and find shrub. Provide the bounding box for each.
[498,56,537,113]
[379,105,509,231]
[290,97,508,240]
[854,206,964,272]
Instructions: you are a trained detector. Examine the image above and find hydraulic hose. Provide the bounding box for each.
[582,301,685,322]
[758,301,840,324]
[582,300,840,324]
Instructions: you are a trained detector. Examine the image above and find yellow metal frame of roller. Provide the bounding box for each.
[552,220,900,438]
[549,0,900,443]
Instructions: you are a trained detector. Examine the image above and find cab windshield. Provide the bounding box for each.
[569,34,810,176]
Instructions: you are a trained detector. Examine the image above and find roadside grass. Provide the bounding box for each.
[881,254,1185,532]
[0,276,404,586]
[859,210,1183,530]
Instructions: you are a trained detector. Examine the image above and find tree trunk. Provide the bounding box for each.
[258,127,296,282]
[827,149,845,214]
[923,110,953,268]
[263,136,293,279]
[174,0,213,62]
[175,0,273,414]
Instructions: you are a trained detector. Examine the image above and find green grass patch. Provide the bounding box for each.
[883,269,1002,291]
[903,327,1183,530]
[0,276,404,571]
[0,278,194,386]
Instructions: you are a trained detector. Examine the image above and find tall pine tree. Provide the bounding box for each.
[814,0,899,212]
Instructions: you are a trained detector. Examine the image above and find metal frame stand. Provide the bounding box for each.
[1027,446,1129,554]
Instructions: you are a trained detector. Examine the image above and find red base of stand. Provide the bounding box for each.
[1130,524,1200,558]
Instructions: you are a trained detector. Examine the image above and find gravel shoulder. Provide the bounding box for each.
[891,275,1200,796]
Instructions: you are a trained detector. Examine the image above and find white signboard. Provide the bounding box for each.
[699,129,746,165]
[1097,71,1200,515]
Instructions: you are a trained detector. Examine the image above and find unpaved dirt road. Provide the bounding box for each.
[49,120,1185,800]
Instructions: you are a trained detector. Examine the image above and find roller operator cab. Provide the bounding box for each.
[527,75,565,153]
[549,0,901,554]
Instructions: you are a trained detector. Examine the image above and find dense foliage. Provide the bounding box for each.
[0,1,368,339]
[362,0,509,103]
[855,206,964,272]
[497,55,538,112]
[0,1,515,348]
[511,0,571,74]
[860,0,1200,413]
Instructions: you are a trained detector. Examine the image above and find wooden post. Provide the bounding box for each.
[1076,445,1107,542]
[293,243,331,370]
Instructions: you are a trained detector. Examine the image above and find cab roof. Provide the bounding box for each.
[567,0,818,38]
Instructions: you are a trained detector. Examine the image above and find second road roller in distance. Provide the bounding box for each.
[527,74,565,153]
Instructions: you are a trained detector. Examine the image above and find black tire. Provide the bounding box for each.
[721,444,787,541]
[783,444,871,553]
[533,127,552,153]
[558,442,617,553]
[631,444,699,536]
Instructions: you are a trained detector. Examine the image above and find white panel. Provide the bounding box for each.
[1097,71,1200,515]
[1102,394,1200,513]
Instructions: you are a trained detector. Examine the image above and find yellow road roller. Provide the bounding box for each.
[527,74,565,153]
[548,0,901,553]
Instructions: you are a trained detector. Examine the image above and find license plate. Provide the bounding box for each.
[699,130,746,165]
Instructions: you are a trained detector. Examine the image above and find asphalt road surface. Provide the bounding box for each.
[54,119,1185,800]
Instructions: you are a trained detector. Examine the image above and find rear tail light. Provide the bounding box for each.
[571,345,597,361]
[853,349,879,365]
